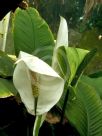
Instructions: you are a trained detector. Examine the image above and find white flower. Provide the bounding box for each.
[52,17,68,69]
[55,16,68,49]
[13,51,64,115]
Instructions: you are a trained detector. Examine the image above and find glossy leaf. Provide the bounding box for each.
[13,7,54,65]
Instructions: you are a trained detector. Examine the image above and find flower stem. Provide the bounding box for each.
[33,115,42,136]
[60,86,69,124]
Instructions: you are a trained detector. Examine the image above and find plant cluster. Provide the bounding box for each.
[0,2,102,136]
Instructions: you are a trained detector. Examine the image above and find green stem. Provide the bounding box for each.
[59,81,69,124]
[60,87,69,124]
[33,115,42,136]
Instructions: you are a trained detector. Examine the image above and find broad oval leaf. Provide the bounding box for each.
[13,7,55,65]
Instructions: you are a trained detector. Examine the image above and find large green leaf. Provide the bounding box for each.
[81,75,102,99]
[13,7,55,65]
[0,51,14,78]
[66,81,102,136]
[0,78,17,98]
[57,46,89,83]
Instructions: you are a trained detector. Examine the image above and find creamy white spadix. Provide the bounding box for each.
[13,51,64,115]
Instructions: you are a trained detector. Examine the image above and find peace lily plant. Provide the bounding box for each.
[0,6,100,136]
[0,7,65,136]
[12,8,88,135]
[12,10,68,136]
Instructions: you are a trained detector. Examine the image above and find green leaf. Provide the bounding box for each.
[81,75,102,99]
[57,86,87,134]
[57,46,89,83]
[71,48,97,86]
[0,51,14,78]
[65,81,102,136]
[13,7,55,65]
[55,46,70,80]
[0,78,17,98]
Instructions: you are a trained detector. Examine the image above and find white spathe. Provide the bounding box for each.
[13,51,64,115]
[52,17,68,69]
[55,16,68,49]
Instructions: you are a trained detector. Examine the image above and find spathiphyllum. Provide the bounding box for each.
[13,16,68,136]
[13,51,64,115]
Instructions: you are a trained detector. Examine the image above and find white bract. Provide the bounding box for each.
[13,51,64,115]
[55,16,68,49]
[52,17,68,69]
